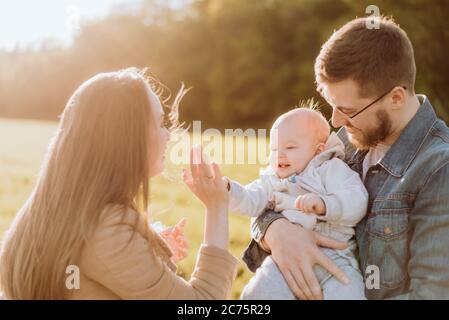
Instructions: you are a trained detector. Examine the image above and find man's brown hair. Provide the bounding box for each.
[315,16,416,98]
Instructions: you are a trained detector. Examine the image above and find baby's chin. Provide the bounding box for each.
[275,168,295,179]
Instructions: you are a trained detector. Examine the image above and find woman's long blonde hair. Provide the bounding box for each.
[0,67,185,299]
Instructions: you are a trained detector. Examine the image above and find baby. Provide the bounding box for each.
[226,106,368,300]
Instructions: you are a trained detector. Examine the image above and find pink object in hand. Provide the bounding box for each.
[160,218,190,263]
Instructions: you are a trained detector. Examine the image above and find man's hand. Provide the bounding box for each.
[262,218,349,300]
[295,193,326,215]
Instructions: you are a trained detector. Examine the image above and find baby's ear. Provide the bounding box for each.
[315,143,326,155]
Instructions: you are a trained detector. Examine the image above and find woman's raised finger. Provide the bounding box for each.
[190,146,201,179]
[198,147,213,179]
[211,162,225,186]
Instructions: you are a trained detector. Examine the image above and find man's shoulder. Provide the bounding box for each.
[423,118,449,160]
[410,118,449,181]
[430,118,449,145]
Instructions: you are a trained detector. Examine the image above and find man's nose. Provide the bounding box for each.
[331,109,347,128]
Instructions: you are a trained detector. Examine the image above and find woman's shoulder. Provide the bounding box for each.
[98,203,147,234]
[83,204,149,257]
[77,204,173,298]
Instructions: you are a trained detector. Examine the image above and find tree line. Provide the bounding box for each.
[1,0,448,129]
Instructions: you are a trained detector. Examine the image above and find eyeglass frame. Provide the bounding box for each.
[335,85,407,120]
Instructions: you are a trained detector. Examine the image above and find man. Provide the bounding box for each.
[244,16,449,299]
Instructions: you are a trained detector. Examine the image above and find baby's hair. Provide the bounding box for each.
[296,98,320,111]
[287,98,330,144]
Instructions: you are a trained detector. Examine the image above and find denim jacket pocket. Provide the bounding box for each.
[365,204,411,289]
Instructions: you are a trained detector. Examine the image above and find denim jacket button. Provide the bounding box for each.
[384,226,392,235]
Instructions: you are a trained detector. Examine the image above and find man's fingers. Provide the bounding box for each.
[315,233,348,250]
[301,264,323,300]
[274,256,314,300]
[289,268,314,300]
[281,269,307,300]
[315,251,350,285]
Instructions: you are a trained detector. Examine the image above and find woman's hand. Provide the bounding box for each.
[262,219,349,300]
[182,145,229,211]
[182,145,229,250]
[160,218,190,263]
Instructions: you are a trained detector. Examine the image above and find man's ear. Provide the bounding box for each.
[315,142,325,155]
[391,86,407,110]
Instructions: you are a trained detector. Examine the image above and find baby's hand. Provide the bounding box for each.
[160,218,190,263]
[295,193,326,215]
[273,192,297,211]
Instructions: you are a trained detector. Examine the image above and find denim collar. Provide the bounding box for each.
[379,95,436,177]
[339,95,437,177]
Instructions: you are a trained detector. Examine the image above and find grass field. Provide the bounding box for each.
[0,118,268,299]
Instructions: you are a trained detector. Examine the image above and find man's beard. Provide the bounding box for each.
[347,110,392,150]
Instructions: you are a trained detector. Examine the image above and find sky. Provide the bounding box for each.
[0,0,186,51]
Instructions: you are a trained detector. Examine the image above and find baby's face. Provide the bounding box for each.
[269,116,320,179]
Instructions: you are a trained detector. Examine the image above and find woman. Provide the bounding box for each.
[0,68,237,299]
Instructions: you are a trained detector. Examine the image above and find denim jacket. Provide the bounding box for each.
[244,95,449,299]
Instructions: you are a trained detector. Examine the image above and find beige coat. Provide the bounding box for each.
[69,205,238,299]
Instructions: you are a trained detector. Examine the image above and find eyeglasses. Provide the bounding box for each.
[335,86,407,120]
